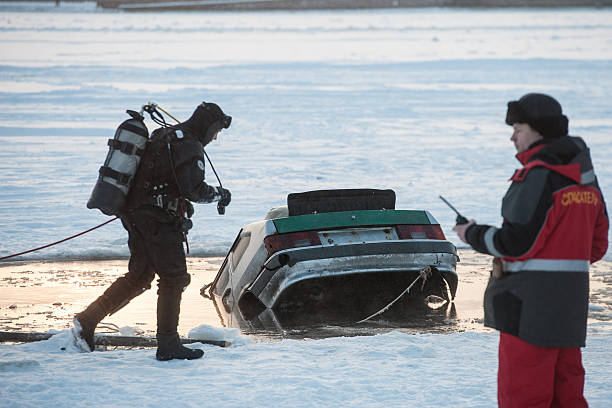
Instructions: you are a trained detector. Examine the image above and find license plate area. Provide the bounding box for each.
[318,227,398,246]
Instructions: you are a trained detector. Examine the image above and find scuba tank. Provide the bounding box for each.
[87,110,149,215]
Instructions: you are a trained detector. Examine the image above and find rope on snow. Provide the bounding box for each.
[0,217,119,262]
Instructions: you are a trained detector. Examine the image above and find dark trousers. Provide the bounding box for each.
[498,332,588,408]
[105,209,191,334]
[78,207,191,341]
[121,208,190,291]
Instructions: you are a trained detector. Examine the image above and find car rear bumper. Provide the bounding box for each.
[247,240,458,309]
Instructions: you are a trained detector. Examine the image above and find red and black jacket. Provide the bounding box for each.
[466,136,608,347]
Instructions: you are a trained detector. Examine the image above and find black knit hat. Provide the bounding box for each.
[505,93,568,139]
[178,102,231,146]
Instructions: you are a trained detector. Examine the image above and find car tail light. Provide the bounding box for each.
[264,231,322,255]
[396,224,446,240]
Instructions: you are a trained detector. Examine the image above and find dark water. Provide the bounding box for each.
[1,250,610,342]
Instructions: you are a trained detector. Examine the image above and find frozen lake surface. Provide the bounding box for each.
[1,3,611,260]
[1,4,612,408]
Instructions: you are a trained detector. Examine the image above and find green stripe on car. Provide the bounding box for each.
[272,210,431,234]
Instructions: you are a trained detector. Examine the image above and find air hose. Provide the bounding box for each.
[143,102,227,213]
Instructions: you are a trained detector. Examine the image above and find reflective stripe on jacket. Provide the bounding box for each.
[466,136,608,348]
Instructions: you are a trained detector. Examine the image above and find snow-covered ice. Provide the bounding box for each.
[1,325,612,407]
[0,3,610,261]
[1,3,611,407]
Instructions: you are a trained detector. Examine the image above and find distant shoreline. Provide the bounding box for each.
[38,0,612,11]
[5,0,611,11]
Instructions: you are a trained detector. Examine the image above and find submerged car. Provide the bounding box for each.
[201,189,459,329]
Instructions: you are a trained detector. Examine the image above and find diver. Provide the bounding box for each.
[74,102,232,361]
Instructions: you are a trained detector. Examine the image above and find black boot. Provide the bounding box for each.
[156,286,203,361]
[73,277,145,352]
[156,332,204,361]
[73,300,107,352]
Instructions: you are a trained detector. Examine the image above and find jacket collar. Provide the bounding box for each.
[515,142,547,165]
[513,138,582,184]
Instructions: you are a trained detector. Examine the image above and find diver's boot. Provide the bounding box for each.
[155,286,203,361]
[73,277,145,352]
[73,299,107,352]
[155,332,204,361]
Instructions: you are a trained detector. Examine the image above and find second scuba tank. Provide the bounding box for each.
[87,110,149,215]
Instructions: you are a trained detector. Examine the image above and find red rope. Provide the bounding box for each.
[0,217,119,261]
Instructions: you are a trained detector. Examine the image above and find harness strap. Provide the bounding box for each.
[119,122,148,138]
[99,166,131,186]
[107,139,145,156]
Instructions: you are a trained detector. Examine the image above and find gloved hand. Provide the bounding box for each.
[218,187,231,207]
[183,200,194,218]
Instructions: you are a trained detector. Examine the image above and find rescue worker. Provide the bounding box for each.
[74,102,232,361]
[453,93,608,407]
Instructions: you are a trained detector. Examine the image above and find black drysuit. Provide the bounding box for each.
[76,102,230,359]
[114,125,220,334]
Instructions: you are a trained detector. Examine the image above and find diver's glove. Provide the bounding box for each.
[214,187,231,215]
[207,186,231,204]
[218,187,231,207]
[203,186,225,202]
[183,200,194,218]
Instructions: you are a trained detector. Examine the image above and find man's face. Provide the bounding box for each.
[511,123,543,153]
